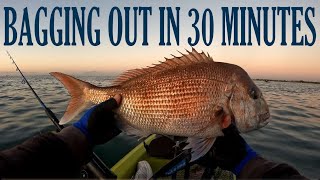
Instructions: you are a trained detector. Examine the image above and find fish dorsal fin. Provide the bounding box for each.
[112,48,214,86]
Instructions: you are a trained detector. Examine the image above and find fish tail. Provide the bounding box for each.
[50,72,95,125]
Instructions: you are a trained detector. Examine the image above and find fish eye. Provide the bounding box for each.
[250,89,258,99]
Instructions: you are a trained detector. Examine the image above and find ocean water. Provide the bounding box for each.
[0,75,319,178]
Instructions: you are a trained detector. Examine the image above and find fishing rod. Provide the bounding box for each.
[6,51,64,131]
[6,51,116,179]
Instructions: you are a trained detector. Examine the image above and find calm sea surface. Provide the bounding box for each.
[0,75,319,178]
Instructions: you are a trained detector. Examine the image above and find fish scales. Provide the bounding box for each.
[85,65,228,137]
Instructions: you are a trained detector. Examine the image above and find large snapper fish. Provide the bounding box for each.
[51,49,270,161]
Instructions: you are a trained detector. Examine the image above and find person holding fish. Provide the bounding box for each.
[0,49,306,179]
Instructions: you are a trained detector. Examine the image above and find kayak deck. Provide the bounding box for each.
[111,134,170,179]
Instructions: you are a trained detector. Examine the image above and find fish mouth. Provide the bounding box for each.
[258,112,270,127]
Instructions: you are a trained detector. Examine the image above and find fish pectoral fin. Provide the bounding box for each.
[183,137,216,162]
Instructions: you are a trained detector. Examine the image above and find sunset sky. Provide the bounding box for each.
[0,1,320,81]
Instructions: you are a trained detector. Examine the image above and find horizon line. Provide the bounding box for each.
[0,71,319,83]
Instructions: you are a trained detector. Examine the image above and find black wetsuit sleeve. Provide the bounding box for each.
[0,126,92,178]
[239,156,308,179]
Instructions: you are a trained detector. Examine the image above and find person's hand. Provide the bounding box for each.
[212,124,257,176]
[73,95,122,145]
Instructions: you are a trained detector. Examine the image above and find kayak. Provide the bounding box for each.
[111,134,170,179]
